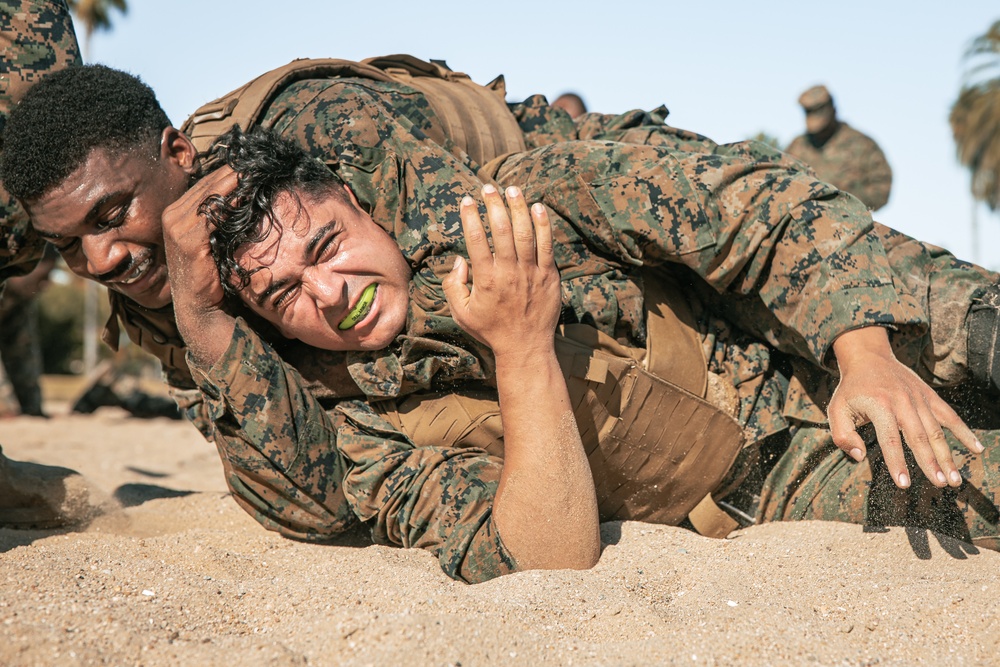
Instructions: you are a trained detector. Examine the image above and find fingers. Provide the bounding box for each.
[531,202,554,268]
[462,185,547,268]
[442,255,472,324]
[460,195,494,271]
[504,186,537,264]
[482,185,515,262]
[828,399,869,463]
[913,399,963,487]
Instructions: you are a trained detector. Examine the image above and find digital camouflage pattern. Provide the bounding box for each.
[786,122,893,211]
[96,65,998,582]
[190,134,998,582]
[0,0,80,284]
[107,74,739,433]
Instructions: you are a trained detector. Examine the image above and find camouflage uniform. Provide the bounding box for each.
[0,0,80,284]
[99,66,996,582]
[0,0,70,416]
[0,281,43,415]
[181,137,999,583]
[0,0,83,523]
[786,122,893,211]
[0,0,77,410]
[104,74,728,434]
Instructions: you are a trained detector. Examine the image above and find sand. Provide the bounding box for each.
[1,406,997,666]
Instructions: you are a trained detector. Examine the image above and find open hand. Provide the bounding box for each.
[828,327,984,489]
[442,184,561,362]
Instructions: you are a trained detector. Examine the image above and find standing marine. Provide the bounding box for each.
[785,84,893,211]
[0,0,91,526]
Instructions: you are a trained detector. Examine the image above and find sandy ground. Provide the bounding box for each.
[1,405,998,667]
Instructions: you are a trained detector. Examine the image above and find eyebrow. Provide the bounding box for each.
[306,222,336,256]
[35,190,128,240]
[254,277,290,309]
[252,223,336,308]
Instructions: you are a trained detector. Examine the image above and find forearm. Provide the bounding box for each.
[187,319,356,535]
[491,346,600,571]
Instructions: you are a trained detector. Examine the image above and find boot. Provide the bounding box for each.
[70,360,121,414]
[968,282,1000,391]
[0,446,104,528]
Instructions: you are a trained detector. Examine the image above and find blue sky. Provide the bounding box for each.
[77,0,1000,269]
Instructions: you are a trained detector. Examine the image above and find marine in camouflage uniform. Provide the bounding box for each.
[95,61,732,436]
[6,62,999,576]
[0,243,54,416]
[0,0,84,524]
[785,84,893,211]
[182,133,1000,584]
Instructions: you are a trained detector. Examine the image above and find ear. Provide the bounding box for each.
[342,182,362,209]
[159,127,198,175]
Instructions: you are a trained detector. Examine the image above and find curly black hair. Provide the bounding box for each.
[199,125,346,296]
[0,64,170,203]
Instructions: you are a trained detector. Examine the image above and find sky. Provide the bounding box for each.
[75,0,1000,269]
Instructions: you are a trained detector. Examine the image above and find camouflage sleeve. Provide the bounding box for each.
[189,318,517,584]
[0,0,80,284]
[510,94,716,153]
[495,140,915,368]
[335,400,517,584]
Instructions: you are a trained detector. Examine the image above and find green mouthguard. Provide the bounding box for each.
[338,283,377,330]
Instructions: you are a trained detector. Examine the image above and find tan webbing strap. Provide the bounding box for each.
[642,272,708,397]
[687,494,740,538]
[103,292,193,385]
[643,272,740,538]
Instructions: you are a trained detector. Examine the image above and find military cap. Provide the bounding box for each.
[798,85,835,134]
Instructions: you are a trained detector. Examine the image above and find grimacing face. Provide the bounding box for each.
[26,129,196,310]
[233,185,412,351]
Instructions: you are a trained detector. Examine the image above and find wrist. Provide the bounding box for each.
[832,326,894,374]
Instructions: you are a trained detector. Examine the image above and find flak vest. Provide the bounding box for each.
[374,275,747,538]
[112,55,746,537]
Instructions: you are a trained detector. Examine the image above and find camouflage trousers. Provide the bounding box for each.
[756,387,1000,551]
[0,289,43,416]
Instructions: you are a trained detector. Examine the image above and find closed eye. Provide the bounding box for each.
[96,203,129,231]
[271,283,300,308]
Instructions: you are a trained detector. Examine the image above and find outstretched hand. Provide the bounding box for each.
[828,327,984,489]
[443,184,561,362]
[161,165,240,367]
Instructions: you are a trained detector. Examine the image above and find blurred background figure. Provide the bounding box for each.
[0,243,56,418]
[552,91,587,118]
[786,84,893,211]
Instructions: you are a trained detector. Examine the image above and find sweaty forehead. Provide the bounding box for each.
[28,148,137,233]
[236,223,285,268]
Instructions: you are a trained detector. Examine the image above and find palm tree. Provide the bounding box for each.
[67,0,128,59]
[950,20,1000,211]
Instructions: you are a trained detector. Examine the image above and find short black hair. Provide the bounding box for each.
[199,125,346,296]
[0,64,170,203]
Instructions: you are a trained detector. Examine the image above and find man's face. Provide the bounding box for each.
[26,130,196,309]
[805,102,835,134]
[234,185,412,352]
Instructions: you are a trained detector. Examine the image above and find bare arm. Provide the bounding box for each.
[442,184,600,572]
[828,326,983,488]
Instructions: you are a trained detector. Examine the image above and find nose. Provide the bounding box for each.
[302,266,348,311]
[80,234,130,279]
